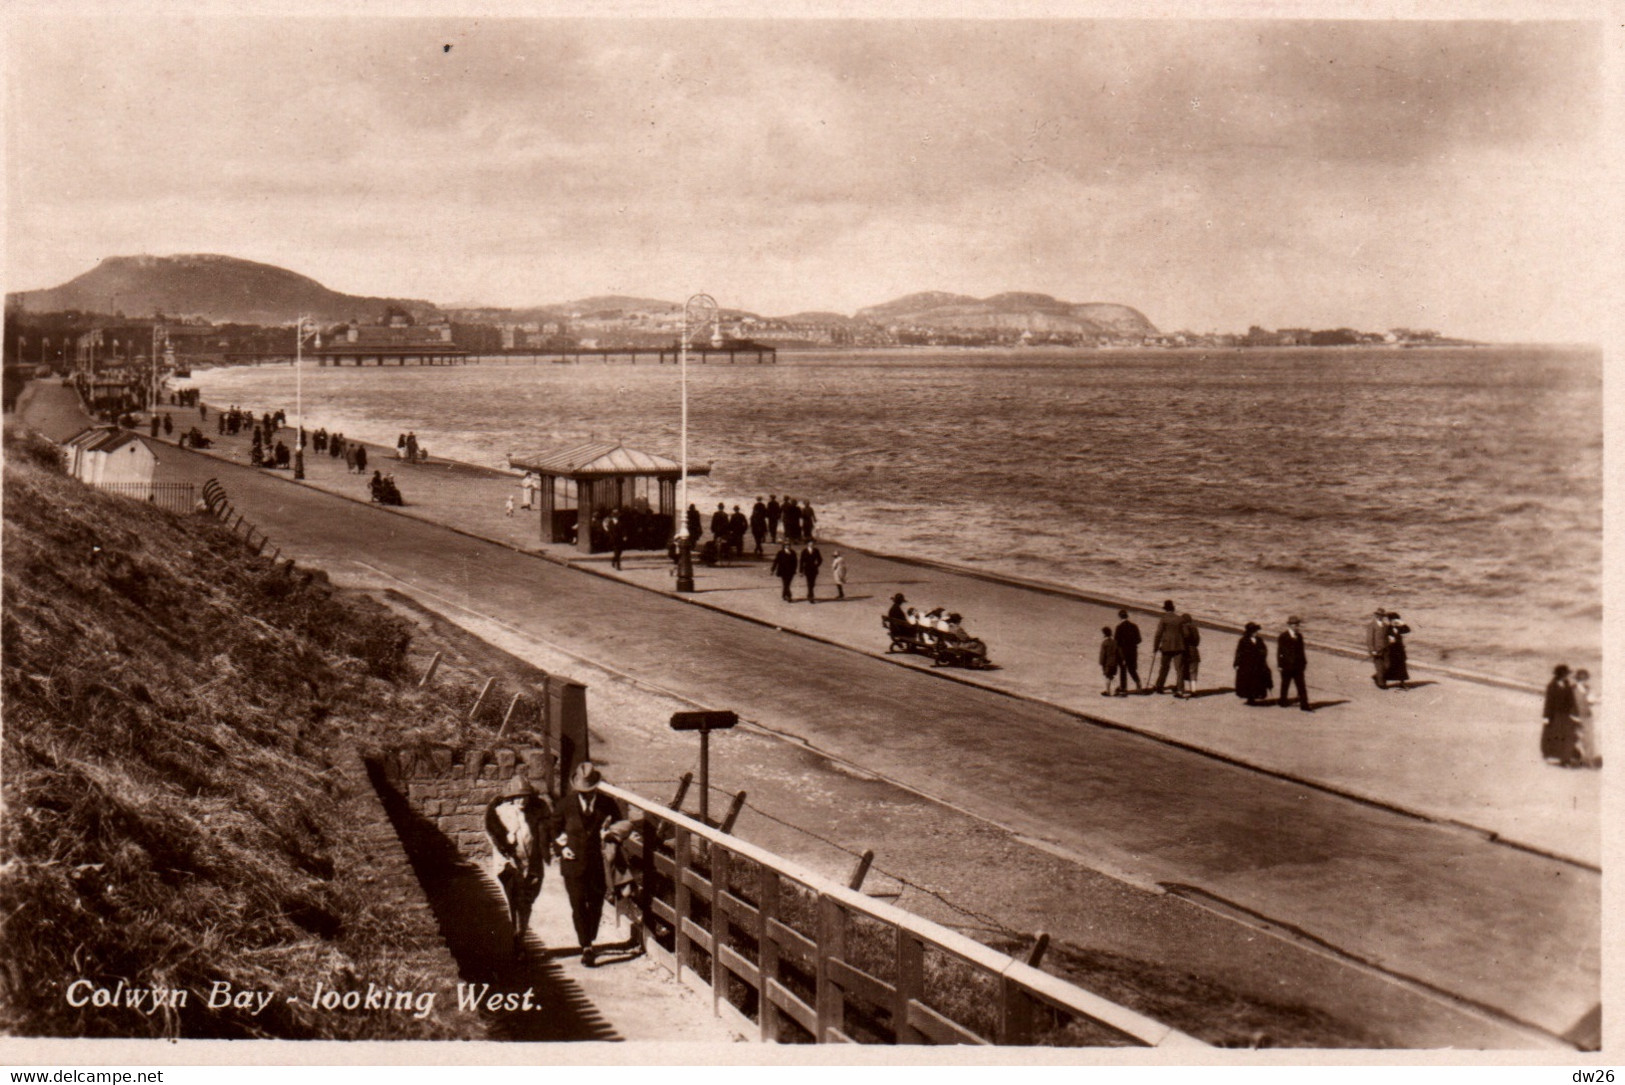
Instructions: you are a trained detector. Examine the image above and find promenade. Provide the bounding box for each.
[143,401,1598,869]
[21,393,1600,1045]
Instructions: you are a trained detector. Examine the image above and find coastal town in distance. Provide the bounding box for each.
[0,10,1607,1073]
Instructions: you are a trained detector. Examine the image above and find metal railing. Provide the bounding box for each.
[92,480,196,514]
[600,782,1203,1048]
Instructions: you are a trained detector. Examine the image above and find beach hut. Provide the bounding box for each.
[62,426,159,492]
[506,441,709,554]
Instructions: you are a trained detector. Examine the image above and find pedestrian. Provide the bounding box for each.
[1098,626,1123,697]
[1177,613,1201,698]
[520,472,537,510]
[766,495,782,543]
[505,495,515,518]
[406,432,418,463]
[1366,608,1391,689]
[1113,610,1143,695]
[1151,601,1186,694]
[484,775,552,960]
[770,541,798,602]
[607,513,624,571]
[750,498,768,557]
[551,761,628,965]
[355,444,367,474]
[396,433,407,460]
[150,414,160,439]
[1233,622,1274,705]
[1383,612,1412,690]
[831,551,847,599]
[887,592,909,626]
[1276,616,1311,711]
[729,505,749,561]
[1541,664,1582,766]
[686,503,702,543]
[800,540,823,603]
[1572,668,1600,768]
[801,501,817,541]
[783,498,803,545]
[369,469,383,502]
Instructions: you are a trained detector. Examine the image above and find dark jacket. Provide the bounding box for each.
[1114,619,1142,656]
[770,547,798,580]
[1233,634,1274,699]
[1276,629,1307,674]
[750,502,768,533]
[553,790,625,890]
[1098,637,1122,672]
[799,545,823,577]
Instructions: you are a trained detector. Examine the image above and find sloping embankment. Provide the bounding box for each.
[0,426,484,1039]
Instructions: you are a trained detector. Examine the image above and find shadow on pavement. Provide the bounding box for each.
[365,762,622,1042]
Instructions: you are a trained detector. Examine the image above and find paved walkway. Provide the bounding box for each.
[136,400,1599,869]
[81,396,1597,1043]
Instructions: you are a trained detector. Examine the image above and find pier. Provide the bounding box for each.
[484,343,777,365]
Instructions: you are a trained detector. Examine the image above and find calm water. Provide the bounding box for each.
[191,346,1602,678]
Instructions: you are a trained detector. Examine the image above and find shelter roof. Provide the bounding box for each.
[506,441,708,479]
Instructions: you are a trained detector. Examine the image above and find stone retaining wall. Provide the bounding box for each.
[369,743,558,862]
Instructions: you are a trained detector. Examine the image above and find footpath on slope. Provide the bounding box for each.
[138,399,1599,870]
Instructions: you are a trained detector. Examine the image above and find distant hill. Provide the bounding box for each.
[855,291,1156,337]
[7,254,439,325]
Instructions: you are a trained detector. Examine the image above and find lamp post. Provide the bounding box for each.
[293,316,312,480]
[675,294,717,593]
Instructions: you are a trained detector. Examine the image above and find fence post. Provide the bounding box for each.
[846,850,875,891]
[674,826,693,981]
[710,845,730,1017]
[998,975,1036,1046]
[468,677,496,723]
[496,693,524,738]
[757,867,780,1043]
[894,927,924,1044]
[1026,932,1050,969]
[418,651,442,689]
[719,791,747,834]
[668,772,693,811]
[815,894,846,1042]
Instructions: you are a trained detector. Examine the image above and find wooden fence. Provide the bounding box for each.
[600,782,1204,1048]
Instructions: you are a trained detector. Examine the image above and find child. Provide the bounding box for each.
[831,551,847,599]
[1098,626,1122,697]
[504,495,515,518]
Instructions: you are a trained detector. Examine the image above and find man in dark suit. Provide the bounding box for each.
[770,542,798,601]
[1276,615,1311,711]
[552,761,627,964]
[1112,609,1143,695]
[800,541,823,603]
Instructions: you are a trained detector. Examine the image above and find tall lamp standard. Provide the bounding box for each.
[293,315,314,480]
[675,293,717,593]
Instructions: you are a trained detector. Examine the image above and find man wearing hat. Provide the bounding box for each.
[553,761,627,964]
[1277,616,1311,711]
[1366,608,1392,689]
[485,775,553,960]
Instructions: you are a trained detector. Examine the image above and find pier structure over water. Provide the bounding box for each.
[483,342,777,365]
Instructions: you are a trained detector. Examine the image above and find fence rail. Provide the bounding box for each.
[92,480,195,513]
[600,782,1204,1048]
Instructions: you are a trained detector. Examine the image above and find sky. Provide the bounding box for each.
[3,9,1614,340]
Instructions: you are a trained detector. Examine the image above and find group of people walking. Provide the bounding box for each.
[1542,665,1600,769]
[1096,601,1315,710]
[769,539,846,603]
[683,495,820,559]
[484,761,633,965]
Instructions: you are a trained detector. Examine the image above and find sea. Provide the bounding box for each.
[189,346,1602,681]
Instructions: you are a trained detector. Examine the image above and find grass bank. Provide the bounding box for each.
[0,426,486,1039]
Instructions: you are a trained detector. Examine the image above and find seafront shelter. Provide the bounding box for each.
[507,441,708,554]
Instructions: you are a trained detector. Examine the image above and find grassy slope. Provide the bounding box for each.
[0,427,480,1039]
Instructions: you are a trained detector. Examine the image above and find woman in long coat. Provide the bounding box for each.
[1542,664,1579,766]
[1233,622,1274,705]
[1383,612,1412,689]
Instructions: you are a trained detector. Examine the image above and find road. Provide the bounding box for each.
[143,442,1599,1047]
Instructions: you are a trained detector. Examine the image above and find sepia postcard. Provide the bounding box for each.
[1,0,1616,1074]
